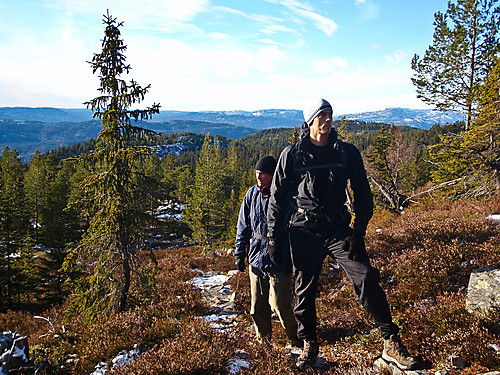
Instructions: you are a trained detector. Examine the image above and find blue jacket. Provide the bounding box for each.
[234,184,290,273]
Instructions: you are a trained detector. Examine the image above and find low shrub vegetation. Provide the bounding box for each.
[1,197,499,374]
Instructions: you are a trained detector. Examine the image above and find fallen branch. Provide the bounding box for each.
[401,178,464,206]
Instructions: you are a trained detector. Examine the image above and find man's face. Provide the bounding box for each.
[310,109,332,137]
[255,170,273,188]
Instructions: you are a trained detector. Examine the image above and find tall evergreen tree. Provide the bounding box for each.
[222,140,242,245]
[64,12,160,319]
[24,150,44,243]
[0,147,28,310]
[463,58,500,194]
[411,0,500,130]
[184,134,226,250]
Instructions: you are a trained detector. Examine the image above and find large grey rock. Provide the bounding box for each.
[466,267,500,315]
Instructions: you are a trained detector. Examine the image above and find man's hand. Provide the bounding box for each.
[342,232,368,262]
[235,257,246,272]
[268,238,281,265]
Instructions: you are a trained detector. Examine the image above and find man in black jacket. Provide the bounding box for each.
[266,99,416,370]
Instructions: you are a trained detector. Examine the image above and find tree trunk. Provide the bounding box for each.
[119,251,131,312]
[368,176,399,210]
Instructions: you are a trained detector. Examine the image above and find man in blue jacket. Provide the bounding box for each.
[234,156,299,346]
[267,99,416,370]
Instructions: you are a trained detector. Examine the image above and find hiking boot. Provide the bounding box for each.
[296,340,319,369]
[382,334,417,370]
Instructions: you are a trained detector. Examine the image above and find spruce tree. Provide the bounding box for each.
[222,140,242,245]
[0,147,28,310]
[64,11,160,319]
[184,134,226,250]
[24,150,44,243]
[461,58,500,195]
[411,0,500,130]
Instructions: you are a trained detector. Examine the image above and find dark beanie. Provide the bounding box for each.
[255,155,277,175]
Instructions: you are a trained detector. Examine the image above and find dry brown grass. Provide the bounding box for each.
[1,197,500,374]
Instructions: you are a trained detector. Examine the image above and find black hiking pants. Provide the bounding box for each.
[289,226,399,342]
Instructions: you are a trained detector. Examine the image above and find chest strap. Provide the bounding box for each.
[252,233,268,240]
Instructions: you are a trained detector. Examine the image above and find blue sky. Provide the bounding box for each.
[0,0,449,115]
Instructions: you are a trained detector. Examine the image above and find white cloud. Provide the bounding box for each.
[45,0,212,29]
[206,32,230,39]
[258,38,282,45]
[265,0,338,36]
[261,24,298,35]
[384,49,408,63]
[314,57,348,74]
[354,0,379,22]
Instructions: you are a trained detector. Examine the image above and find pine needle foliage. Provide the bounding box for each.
[64,11,160,321]
[184,134,227,250]
[411,0,500,131]
[429,59,500,197]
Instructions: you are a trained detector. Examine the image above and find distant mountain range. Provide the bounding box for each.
[340,107,464,129]
[0,106,465,160]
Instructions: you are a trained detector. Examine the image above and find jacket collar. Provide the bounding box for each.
[259,184,271,197]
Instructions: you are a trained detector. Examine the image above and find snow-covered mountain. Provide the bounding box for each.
[0,106,466,160]
[0,106,464,130]
[337,107,465,130]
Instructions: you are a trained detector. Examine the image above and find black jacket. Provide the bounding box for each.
[267,129,373,238]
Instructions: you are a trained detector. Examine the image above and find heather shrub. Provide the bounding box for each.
[111,319,236,375]
[2,197,500,373]
[402,293,500,370]
[306,198,500,372]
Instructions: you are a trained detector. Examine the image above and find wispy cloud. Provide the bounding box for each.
[45,0,212,29]
[265,0,338,36]
[354,0,380,22]
[314,57,348,74]
[261,24,298,35]
[259,38,282,45]
[206,32,231,39]
[384,49,408,63]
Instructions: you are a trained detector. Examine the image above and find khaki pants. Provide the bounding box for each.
[249,265,298,341]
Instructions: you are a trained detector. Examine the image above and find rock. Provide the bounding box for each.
[466,267,500,315]
[0,331,31,374]
[449,355,466,369]
[374,357,428,374]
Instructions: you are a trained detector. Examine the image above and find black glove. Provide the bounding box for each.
[342,232,368,262]
[268,238,281,265]
[235,257,246,272]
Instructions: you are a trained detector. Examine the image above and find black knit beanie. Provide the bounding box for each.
[255,155,277,175]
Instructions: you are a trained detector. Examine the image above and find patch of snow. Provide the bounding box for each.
[90,361,107,375]
[489,343,500,353]
[227,358,250,374]
[89,345,140,375]
[189,274,229,288]
[227,350,251,375]
[487,214,500,223]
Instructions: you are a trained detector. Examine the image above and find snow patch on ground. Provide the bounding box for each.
[89,344,140,375]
